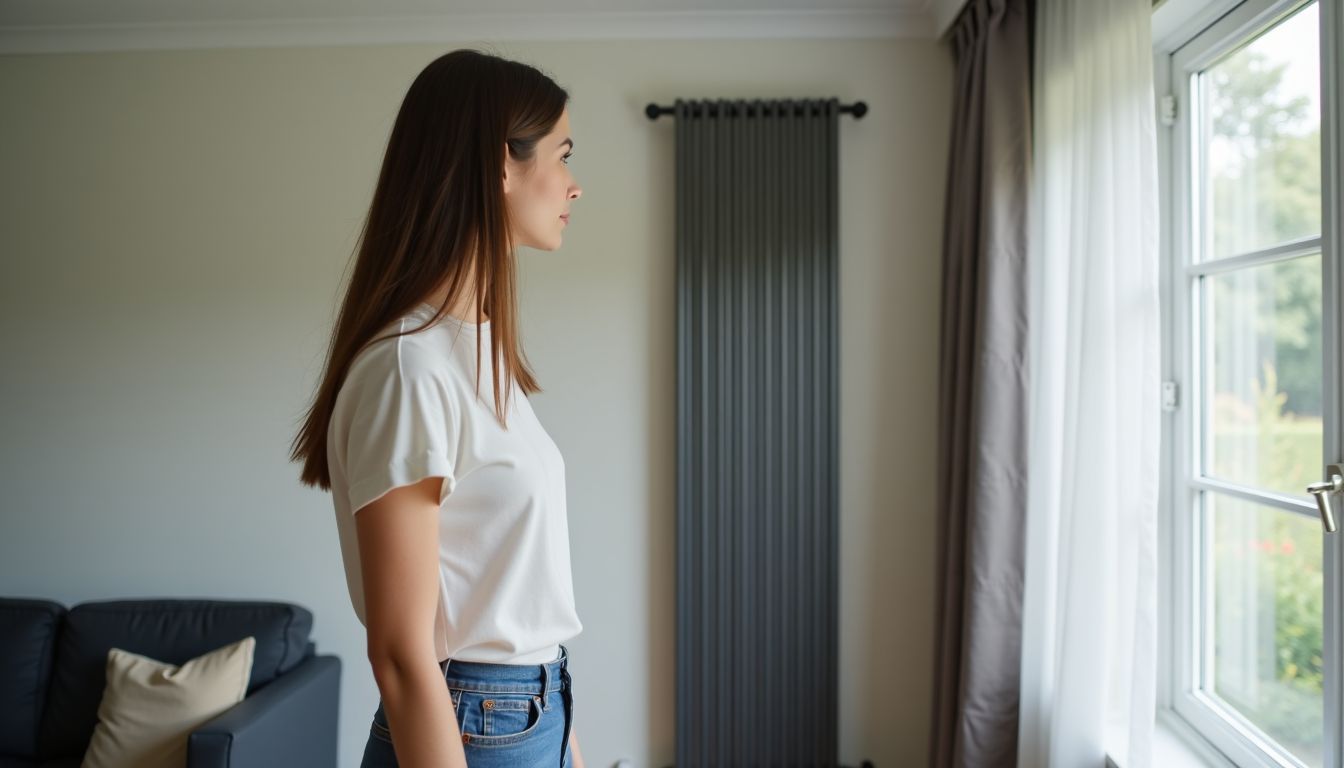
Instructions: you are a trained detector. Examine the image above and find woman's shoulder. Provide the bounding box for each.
[333,344,479,445]
[355,331,464,386]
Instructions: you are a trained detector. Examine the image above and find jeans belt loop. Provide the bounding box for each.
[541,655,552,711]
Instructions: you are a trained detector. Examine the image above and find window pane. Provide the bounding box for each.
[1204,254,1322,497]
[1201,2,1320,260]
[1208,492,1323,767]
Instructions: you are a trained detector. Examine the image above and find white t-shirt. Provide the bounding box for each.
[327,302,582,665]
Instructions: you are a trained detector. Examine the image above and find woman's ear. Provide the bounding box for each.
[502,141,511,194]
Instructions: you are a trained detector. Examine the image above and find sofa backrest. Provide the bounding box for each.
[0,598,66,759]
[37,598,313,761]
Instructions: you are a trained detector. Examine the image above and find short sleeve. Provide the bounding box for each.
[342,351,459,515]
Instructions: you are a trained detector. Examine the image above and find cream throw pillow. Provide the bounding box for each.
[80,635,256,768]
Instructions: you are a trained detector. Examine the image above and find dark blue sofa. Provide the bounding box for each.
[1,597,341,768]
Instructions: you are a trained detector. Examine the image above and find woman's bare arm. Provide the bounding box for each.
[569,725,585,767]
[357,475,466,768]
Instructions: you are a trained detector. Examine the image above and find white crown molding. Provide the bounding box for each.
[0,8,937,54]
[929,0,966,39]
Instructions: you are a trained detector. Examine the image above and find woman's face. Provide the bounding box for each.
[504,106,581,251]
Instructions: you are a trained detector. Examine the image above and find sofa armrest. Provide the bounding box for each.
[188,654,341,768]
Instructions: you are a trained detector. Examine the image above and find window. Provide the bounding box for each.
[1160,0,1341,766]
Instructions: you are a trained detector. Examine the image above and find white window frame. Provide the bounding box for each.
[1154,0,1344,766]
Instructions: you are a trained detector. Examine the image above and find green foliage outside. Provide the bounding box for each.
[1202,11,1325,765]
[1212,367,1323,765]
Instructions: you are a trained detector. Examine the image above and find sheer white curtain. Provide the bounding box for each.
[1017,0,1161,766]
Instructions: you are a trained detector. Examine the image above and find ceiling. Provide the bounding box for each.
[0,0,954,53]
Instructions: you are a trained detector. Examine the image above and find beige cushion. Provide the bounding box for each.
[80,636,256,768]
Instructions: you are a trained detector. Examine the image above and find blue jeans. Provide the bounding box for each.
[361,644,573,768]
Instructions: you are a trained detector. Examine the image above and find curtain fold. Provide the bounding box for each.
[1016,0,1161,765]
[930,1,1033,766]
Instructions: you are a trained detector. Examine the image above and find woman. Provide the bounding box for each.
[290,48,586,768]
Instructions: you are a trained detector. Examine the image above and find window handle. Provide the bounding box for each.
[1306,464,1342,534]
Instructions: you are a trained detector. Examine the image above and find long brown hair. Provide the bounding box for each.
[291,48,569,491]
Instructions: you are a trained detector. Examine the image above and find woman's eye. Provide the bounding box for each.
[562,152,573,165]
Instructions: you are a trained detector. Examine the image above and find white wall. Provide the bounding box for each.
[932,0,970,37]
[0,36,952,767]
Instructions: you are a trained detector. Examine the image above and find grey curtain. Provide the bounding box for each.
[929,1,1033,767]
[674,98,842,766]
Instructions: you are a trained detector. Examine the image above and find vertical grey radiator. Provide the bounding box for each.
[663,97,862,768]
